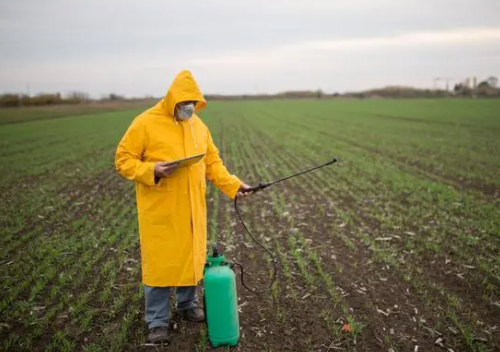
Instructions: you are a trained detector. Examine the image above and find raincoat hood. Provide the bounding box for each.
[162,70,207,117]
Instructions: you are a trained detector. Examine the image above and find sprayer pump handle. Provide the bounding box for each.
[241,182,268,194]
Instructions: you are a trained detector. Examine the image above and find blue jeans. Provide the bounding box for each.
[144,285,198,329]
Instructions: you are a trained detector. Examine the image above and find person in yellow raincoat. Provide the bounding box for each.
[115,70,250,343]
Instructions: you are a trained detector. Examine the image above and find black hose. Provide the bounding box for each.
[232,195,278,294]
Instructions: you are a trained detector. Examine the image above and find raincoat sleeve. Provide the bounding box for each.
[115,118,157,186]
[205,130,242,199]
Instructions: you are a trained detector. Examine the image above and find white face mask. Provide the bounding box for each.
[176,103,195,120]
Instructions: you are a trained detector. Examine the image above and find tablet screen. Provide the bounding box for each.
[170,154,205,168]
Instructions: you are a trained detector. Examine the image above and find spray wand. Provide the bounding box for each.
[231,157,339,293]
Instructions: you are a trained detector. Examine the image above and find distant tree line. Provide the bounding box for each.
[205,89,325,101]
[0,92,124,108]
[1,76,498,107]
[207,77,500,100]
[207,84,500,100]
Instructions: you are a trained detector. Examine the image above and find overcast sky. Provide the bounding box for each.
[1,0,499,97]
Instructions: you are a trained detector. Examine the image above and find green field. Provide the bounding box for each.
[1,99,499,352]
[0,100,157,125]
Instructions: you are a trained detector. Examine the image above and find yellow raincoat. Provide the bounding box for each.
[115,70,242,287]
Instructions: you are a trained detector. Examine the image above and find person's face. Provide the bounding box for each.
[175,101,197,120]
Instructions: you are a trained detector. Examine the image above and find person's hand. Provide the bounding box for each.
[237,183,252,198]
[154,162,179,179]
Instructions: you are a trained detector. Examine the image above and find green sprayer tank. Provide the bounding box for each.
[204,249,240,347]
